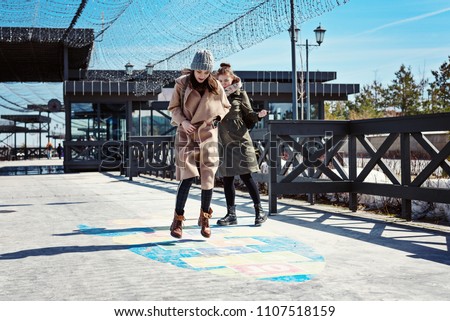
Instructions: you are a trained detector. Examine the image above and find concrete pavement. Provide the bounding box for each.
[0,159,449,301]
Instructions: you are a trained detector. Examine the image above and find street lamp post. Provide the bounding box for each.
[289,25,300,120]
[288,0,300,120]
[299,24,326,120]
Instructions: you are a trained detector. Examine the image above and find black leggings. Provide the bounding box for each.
[175,177,213,214]
[223,173,260,207]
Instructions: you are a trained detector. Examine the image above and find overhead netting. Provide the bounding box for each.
[0,0,349,69]
[0,0,349,114]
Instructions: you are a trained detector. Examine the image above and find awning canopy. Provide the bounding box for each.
[0,27,94,82]
[0,125,28,133]
[1,114,51,124]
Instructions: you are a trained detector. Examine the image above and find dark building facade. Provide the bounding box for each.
[62,69,359,172]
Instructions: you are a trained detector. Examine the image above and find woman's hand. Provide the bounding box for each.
[181,120,196,134]
[258,109,268,118]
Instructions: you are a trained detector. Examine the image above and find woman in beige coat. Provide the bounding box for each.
[168,49,230,239]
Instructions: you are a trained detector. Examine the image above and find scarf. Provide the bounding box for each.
[224,80,242,96]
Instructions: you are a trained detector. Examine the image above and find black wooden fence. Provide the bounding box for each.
[62,113,450,220]
[264,113,450,219]
[0,147,48,160]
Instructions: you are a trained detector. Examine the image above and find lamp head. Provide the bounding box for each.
[314,24,326,45]
[145,62,155,76]
[125,62,134,75]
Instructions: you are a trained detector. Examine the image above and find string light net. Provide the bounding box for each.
[0,0,349,114]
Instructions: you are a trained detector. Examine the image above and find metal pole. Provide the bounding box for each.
[38,112,42,159]
[126,100,133,180]
[24,124,27,160]
[299,45,304,120]
[305,39,314,204]
[306,39,310,120]
[290,0,297,120]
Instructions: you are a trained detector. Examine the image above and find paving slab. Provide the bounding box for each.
[0,162,449,301]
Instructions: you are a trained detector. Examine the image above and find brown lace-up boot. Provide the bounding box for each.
[198,208,213,238]
[170,212,185,239]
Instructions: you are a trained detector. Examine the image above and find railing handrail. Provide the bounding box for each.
[266,112,450,219]
[60,113,450,220]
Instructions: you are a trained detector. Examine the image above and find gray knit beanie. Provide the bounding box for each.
[190,49,214,72]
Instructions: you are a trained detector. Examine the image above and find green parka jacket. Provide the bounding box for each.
[218,88,261,177]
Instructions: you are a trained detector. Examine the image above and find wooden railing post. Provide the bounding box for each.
[268,128,278,215]
[348,134,357,212]
[401,132,412,220]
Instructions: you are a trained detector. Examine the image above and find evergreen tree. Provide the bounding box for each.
[428,56,450,113]
[385,64,425,116]
[350,82,383,119]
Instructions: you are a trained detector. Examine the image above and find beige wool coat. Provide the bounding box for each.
[169,75,230,189]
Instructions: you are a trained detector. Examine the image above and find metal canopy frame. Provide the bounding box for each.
[0,114,52,159]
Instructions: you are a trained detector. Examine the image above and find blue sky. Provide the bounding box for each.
[227,0,450,87]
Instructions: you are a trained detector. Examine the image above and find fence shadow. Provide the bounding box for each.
[270,202,450,266]
[101,171,450,266]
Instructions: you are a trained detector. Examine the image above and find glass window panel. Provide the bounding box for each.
[71,103,94,141]
[98,103,127,141]
[268,102,292,120]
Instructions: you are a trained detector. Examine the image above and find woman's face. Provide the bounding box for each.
[218,74,232,88]
[194,70,210,83]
